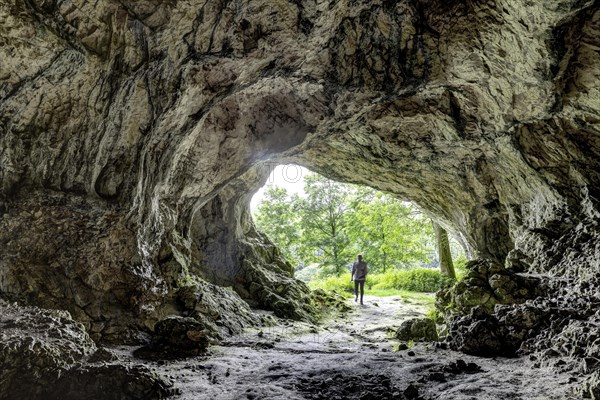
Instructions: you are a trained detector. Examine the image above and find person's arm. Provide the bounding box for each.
[351,263,356,281]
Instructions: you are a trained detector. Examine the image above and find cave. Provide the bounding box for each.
[1,0,599,399]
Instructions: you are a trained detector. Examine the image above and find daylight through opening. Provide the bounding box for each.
[251,164,467,296]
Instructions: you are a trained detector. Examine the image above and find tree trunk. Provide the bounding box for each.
[433,222,456,280]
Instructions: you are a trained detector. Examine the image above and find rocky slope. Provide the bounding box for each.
[1,0,599,396]
[0,299,175,399]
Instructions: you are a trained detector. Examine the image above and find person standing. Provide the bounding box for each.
[351,254,368,305]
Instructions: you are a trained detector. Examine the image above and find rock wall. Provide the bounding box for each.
[0,0,599,349]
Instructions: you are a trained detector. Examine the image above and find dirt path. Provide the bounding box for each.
[115,296,579,399]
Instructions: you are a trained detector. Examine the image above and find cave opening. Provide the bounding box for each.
[2,0,600,397]
[249,163,467,301]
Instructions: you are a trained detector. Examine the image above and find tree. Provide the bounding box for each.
[252,172,439,276]
[253,186,300,263]
[349,190,434,272]
[297,174,355,275]
[433,221,456,279]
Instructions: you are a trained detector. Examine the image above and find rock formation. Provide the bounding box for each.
[1,0,599,396]
[0,300,175,399]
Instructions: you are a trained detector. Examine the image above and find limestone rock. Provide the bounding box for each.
[447,306,517,357]
[518,275,600,375]
[134,316,212,359]
[0,300,96,398]
[446,273,600,361]
[50,365,175,400]
[0,301,173,400]
[176,282,260,337]
[581,371,600,400]
[0,0,600,394]
[437,259,544,315]
[311,288,352,314]
[89,347,119,363]
[395,318,438,342]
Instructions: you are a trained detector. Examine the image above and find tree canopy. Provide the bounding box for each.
[252,171,450,277]
[350,190,433,272]
[253,186,300,263]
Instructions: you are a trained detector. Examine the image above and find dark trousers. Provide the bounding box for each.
[354,280,365,302]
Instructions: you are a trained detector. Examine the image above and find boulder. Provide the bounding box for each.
[134,316,212,359]
[0,301,173,400]
[395,318,438,342]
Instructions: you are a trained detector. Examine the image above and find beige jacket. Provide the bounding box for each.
[352,261,368,281]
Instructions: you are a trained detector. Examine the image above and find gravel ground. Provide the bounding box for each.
[113,295,580,399]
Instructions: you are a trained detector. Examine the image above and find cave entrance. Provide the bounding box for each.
[250,163,467,298]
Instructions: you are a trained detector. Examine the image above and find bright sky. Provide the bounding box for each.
[250,164,310,210]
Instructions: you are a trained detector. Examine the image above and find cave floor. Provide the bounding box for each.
[115,296,579,399]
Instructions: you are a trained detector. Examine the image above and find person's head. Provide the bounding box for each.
[357,254,362,261]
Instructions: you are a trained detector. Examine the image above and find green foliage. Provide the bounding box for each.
[453,254,469,280]
[176,273,200,288]
[294,263,321,282]
[365,289,435,303]
[307,268,452,295]
[426,307,437,320]
[425,306,444,323]
[308,271,354,295]
[253,167,467,280]
[296,174,355,275]
[348,189,434,273]
[368,268,454,292]
[253,186,301,263]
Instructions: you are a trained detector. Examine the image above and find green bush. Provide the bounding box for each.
[294,263,321,283]
[453,255,468,280]
[370,268,453,292]
[308,268,453,294]
[308,271,354,295]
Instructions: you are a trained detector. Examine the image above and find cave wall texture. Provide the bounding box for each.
[0,0,599,353]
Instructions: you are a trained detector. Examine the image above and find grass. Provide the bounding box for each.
[308,268,453,295]
[368,268,454,292]
[365,288,434,302]
[309,271,354,294]
[426,305,439,321]
[307,268,444,309]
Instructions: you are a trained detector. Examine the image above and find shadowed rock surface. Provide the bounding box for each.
[133,315,213,359]
[1,0,600,398]
[0,300,174,400]
[394,317,438,342]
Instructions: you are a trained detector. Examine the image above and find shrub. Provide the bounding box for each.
[294,263,321,283]
[308,272,354,295]
[453,255,468,280]
[308,268,453,294]
[370,268,453,292]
